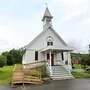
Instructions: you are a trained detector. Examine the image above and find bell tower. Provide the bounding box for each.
[42,7,53,30]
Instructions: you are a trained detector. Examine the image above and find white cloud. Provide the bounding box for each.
[63,0,87,7]
[51,0,88,7]
[60,7,87,24]
[0,0,89,53]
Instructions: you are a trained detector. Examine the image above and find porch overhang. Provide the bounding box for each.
[41,46,73,52]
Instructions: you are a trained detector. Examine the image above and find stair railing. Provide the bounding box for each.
[57,60,71,73]
[46,60,52,75]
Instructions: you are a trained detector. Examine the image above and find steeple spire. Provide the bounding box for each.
[45,2,48,8]
[42,7,53,31]
[42,7,53,21]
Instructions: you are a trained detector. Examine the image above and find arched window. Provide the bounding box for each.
[47,36,53,46]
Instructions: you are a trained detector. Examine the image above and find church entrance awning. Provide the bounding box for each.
[40,46,72,52]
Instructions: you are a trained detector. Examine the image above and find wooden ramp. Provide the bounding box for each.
[11,63,45,86]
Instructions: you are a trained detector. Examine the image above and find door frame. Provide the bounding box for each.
[47,53,54,66]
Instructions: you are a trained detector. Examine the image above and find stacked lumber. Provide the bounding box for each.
[11,70,24,86]
[11,64,44,86]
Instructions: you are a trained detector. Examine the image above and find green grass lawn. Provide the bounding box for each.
[72,71,90,78]
[0,66,13,84]
[72,64,90,78]
[73,64,82,69]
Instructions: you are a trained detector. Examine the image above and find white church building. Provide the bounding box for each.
[22,7,73,80]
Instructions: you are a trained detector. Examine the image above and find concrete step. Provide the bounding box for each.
[51,73,72,76]
[51,77,74,80]
[51,71,71,74]
[51,65,73,80]
[51,75,73,80]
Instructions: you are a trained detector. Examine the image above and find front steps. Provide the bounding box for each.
[51,65,73,80]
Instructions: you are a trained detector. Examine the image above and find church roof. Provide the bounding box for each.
[42,7,53,21]
[24,28,69,50]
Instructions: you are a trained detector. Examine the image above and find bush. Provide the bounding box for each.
[81,54,90,68]
[0,55,7,67]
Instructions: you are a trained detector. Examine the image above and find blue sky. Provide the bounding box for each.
[0,0,89,53]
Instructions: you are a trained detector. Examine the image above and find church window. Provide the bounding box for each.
[61,52,64,61]
[47,41,53,46]
[51,42,53,45]
[47,36,53,46]
[35,51,38,61]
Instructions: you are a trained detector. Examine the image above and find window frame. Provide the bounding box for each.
[47,36,54,46]
[35,51,38,61]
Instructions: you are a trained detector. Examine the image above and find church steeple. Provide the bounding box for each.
[42,7,53,21]
[42,7,53,30]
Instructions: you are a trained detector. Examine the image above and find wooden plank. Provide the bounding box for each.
[11,62,44,86]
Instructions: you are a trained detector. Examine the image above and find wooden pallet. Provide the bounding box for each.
[11,70,24,86]
[11,64,44,86]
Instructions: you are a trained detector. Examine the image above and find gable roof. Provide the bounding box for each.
[24,27,68,49]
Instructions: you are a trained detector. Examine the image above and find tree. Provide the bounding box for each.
[0,55,7,67]
[71,53,81,59]
[81,54,90,68]
[7,53,14,66]
[6,49,23,65]
[2,51,9,57]
[0,49,24,66]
